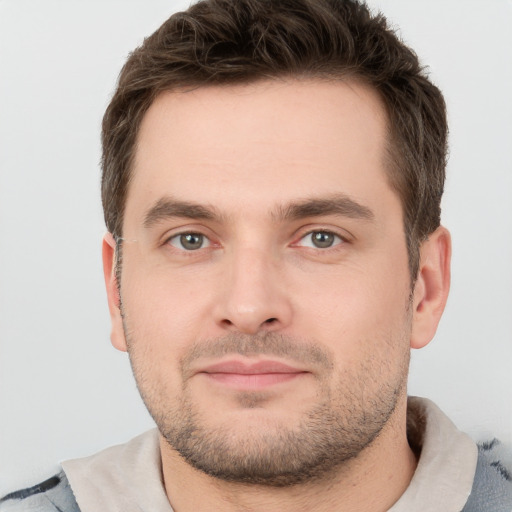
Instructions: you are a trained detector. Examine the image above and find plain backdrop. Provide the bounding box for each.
[1,0,511,495]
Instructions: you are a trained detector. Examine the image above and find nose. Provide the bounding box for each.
[214,246,293,334]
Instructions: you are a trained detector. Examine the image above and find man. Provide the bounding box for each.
[1,0,510,510]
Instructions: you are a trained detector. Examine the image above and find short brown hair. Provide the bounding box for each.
[101,0,447,279]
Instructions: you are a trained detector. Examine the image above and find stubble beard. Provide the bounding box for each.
[123,328,410,488]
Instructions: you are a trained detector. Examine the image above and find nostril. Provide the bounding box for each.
[219,316,281,332]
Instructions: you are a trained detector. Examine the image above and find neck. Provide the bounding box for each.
[160,397,417,512]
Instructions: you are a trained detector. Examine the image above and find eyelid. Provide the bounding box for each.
[160,223,213,241]
[295,230,344,249]
[160,224,220,251]
[291,225,353,246]
[167,232,211,250]
[158,224,351,252]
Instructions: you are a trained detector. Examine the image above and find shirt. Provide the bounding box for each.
[61,397,478,511]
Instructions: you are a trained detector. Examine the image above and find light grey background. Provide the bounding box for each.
[1,0,511,495]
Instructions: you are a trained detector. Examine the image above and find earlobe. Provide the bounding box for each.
[410,226,451,349]
[102,233,128,352]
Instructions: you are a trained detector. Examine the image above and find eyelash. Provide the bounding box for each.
[293,230,346,250]
[164,228,348,253]
[166,232,213,252]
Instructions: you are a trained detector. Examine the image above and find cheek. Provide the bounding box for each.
[291,258,411,360]
[121,253,215,333]
[120,272,194,402]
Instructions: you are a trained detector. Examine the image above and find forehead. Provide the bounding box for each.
[127,79,393,224]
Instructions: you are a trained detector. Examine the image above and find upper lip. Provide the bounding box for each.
[198,359,307,375]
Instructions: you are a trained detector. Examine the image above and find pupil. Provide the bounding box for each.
[181,233,202,250]
[313,232,334,248]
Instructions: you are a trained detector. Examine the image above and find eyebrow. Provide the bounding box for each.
[144,197,222,229]
[143,193,374,229]
[273,194,375,222]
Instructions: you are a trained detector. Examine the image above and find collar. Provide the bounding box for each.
[62,429,172,512]
[389,397,478,511]
[62,397,477,512]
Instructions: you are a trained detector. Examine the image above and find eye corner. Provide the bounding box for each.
[293,229,347,250]
[167,232,212,251]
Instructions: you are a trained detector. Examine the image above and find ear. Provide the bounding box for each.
[102,233,128,352]
[410,226,451,349]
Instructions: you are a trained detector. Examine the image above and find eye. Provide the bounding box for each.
[168,233,211,251]
[297,230,343,249]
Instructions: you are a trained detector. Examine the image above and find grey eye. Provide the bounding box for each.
[311,231,335,248]
[169,233,210,251]
[298,231,342,249]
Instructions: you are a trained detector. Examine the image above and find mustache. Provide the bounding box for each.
[180,332,334,376]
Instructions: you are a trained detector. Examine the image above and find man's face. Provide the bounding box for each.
[109,80,416,485]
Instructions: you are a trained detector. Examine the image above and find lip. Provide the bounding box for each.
[197,359,308,389]
[201,360,305,375]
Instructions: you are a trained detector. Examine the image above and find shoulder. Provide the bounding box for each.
[463,439,512,512]
[0,471,81,512]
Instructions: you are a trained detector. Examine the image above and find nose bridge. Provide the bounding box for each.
[216,243,291,333]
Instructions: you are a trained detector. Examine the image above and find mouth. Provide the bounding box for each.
[197,359,309,390]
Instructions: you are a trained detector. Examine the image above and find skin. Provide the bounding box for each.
[103,80,451,511]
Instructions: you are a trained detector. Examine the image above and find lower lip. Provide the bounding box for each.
[203,372,305,389]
